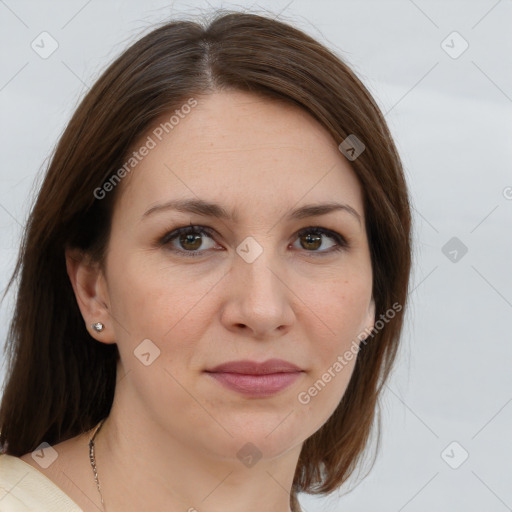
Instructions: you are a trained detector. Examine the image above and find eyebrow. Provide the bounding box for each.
[142,198,361,224]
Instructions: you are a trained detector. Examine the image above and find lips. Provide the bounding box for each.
[204,359,304,397]
[205,358,303,375]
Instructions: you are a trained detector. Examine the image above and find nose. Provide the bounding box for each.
[219,244,295,339]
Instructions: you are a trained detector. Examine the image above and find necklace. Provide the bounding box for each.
[89,419,106,509]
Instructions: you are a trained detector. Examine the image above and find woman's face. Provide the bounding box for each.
[93,90,374,461]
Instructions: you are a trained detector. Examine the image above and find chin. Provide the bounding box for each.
[211,414,306,458]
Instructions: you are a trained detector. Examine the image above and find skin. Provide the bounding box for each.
[21,90,375,512]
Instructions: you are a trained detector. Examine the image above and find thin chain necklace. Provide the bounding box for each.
[89,419,106,509]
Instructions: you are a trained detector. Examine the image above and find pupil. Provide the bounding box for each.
[302,233,321,250]
[181,233,201,250]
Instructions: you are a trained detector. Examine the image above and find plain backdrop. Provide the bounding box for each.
[1,1,511,511]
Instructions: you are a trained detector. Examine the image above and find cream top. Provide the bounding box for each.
[0,454,83,511]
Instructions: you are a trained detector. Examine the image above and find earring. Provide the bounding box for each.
[91,322,105,332]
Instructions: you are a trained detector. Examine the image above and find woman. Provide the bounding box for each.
[0,10,411,512]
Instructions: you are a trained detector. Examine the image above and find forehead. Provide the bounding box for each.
[114,90,364,223]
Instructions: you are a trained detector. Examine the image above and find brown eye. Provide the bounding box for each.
[299,232,323,251]
[159,225,348,258]
[293,227,348,255]
[178,232,203,251]
[160,225,217,257]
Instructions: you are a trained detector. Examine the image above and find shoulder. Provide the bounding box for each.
[0,454,83,511]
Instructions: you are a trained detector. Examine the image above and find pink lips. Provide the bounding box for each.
[205,358,304,397]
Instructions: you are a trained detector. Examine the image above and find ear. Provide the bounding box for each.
[65,247,115,344]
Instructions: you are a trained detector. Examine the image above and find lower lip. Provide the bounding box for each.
[205,371,302,397]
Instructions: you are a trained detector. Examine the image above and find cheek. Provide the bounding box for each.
[106,249,223,339]
[306,269,373,341]
[295,274,372,421]
[295,336,359,437]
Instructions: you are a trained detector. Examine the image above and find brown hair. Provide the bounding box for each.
[0,10,411,510]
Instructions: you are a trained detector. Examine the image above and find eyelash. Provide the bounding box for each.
[157,223,349,258]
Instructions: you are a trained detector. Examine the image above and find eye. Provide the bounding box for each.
[158,224,348,257]
[159,224,219,257]
[291,226,348,256]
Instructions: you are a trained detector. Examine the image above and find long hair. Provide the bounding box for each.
[0,10,411,511]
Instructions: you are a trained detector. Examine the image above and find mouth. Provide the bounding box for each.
[204,371,303,397]
[204,359,304,397]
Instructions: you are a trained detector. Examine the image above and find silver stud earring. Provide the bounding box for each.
[92,322,105,332]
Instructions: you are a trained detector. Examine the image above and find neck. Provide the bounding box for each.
[93,375,301,512]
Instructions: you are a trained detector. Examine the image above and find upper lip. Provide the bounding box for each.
[205,358,303,375]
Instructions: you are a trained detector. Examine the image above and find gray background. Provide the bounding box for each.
[1,1,511,510]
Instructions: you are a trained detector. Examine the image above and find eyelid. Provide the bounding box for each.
[157,224,349,257]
